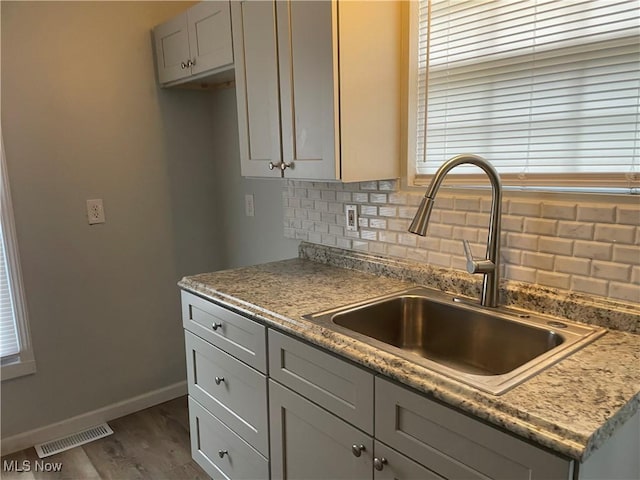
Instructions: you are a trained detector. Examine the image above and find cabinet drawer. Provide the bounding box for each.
[182,290,267,373]
[375,377,572,480]
[268,329,374,434]
[185,331,268,456]
[189,397,269,480]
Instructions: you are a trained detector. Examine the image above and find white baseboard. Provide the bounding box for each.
[1,380,187,456]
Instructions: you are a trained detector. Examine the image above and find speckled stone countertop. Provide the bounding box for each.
[178,244,640,463]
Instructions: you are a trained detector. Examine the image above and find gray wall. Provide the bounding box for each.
[0,1,225,438]
[211,87,299,268]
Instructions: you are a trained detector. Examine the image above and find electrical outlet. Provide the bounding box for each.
[245,194,255,217]
[345,204,358,231]
[86,199,105,225]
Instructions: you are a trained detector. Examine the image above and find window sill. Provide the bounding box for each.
[1,355,36,382]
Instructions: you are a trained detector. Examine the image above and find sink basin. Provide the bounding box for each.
[304,287,606,394]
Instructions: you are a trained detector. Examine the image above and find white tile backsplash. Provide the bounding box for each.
[608,282,639,303]
[555,256,591,275]
[538,237,573,255]
[591,260,631,282]
[594,224,636,244]
[617,206,640,225]
[541,203,577,220]
[574,241,613,261]
[571,276,609,297]
[536,270,571,290]
[577,205,616,223]
[284,180,639,304]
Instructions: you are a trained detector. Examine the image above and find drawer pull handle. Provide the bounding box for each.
[373,457,387,471]
[214,376,225,385]
[218,449,228,458]
[351,444,365,457]
[212,322,222,331]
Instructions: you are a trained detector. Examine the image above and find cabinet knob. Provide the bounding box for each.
[218,449,228,458]
[214,376,225,385]
[373,457,388,471]
[351,444,366,457]
[181,61,187,69]
[268,161,293,177]
[212,322,222,331]
[187,59,196,67]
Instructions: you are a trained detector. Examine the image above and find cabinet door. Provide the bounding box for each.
[231,1,282,177]
[154,12,190,85]
[269,380,373,480]
[374,442,445,480]
[337,1,402,182]
[187,1,234,77]
[276,0,339,180]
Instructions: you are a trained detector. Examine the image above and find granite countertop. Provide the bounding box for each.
[178,247,640,463]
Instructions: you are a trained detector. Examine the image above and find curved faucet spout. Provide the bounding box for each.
[409,154,503,307]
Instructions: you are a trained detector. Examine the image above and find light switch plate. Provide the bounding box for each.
[245,194,255,217]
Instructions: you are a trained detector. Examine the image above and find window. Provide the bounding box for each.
[1,131,36,381]
[409,0,640,191]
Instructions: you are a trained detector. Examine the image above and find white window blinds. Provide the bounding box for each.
[414,0,640,189]
[0,222,19,358]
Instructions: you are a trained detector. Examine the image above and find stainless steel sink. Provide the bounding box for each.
[304,287,606,394]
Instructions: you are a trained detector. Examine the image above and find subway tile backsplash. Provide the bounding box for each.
[283,180,640,304]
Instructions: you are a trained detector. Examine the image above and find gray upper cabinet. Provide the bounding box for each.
[154,1,233,87]
[231,0,402,181]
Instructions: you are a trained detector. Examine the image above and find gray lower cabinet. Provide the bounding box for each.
[181,292,577,480]
[182,291,269,479]
[376,377,572,480]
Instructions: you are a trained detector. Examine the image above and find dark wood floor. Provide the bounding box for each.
[1,396,209,479]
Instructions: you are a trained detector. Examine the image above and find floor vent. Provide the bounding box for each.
[34,423,113,458]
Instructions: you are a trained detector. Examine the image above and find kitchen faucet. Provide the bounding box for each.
[409,154,503,308]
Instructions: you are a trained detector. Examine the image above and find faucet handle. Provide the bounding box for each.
[462,240,495,274]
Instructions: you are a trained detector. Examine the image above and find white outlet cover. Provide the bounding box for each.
[86,199,105,225]
[345,204,358,231]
